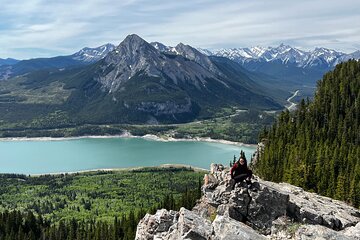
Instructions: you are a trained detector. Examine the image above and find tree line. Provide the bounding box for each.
[254,60,360,208]
[0,182,201,240]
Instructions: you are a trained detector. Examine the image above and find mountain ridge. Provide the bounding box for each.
[0,58,19,66]
[203,44,358,69]
[0,43,115,80]
[0,34,283,126]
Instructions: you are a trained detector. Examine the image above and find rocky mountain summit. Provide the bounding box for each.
[96,34,223,93]
[70,43,115,63]
[135,164,360,239]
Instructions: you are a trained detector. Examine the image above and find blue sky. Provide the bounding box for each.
[1,0,359,59]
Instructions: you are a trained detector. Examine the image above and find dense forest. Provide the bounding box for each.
[254,60,360,207]
[0,168,203,239]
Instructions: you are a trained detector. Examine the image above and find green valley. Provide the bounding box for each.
[0,167,204,239]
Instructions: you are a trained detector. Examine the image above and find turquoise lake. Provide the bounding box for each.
[0,137,256,174]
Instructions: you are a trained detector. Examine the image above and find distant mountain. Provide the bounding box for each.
[70,43,115,63]
[210,44,357,69]
[0,58,19,66]
[203,44,360,87]
[0,44,115,80]
[0,34,283,126]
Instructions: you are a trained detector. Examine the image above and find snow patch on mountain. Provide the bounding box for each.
[71,43,116,63]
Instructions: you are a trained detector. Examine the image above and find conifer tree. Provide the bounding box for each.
[254,60,360,207]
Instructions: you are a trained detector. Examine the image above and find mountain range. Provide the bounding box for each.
[2,40,358,88]
[0,44,115,81]
[0,34,284,126]
[158,43,360,88]
[205,44,360,69]
[208,45,360,87]
[1,35,358,126]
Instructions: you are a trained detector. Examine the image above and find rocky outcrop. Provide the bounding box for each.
[136,164,360,239]
[136,209,179,239]
[212,215,266,240]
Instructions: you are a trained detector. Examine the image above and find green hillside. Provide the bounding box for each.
[0,167,204,239]
[254,60,360,207]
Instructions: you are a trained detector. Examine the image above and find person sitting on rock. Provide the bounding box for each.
[230,157,253,188]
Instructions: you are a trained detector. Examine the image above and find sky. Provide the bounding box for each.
[1,0,359,59]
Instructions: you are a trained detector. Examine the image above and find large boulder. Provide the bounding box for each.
[135,209,178,240]
[247,180,289,233]
[165,207,213,240]
[212,215,266,240]
[261,180,360,230]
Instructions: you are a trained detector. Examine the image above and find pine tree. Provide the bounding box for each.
[254,60,360,207]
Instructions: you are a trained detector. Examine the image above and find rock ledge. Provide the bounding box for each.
[136,164,360,239]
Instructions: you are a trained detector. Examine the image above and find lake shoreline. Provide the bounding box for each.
[0,130,257,148]
[29,164,209,177]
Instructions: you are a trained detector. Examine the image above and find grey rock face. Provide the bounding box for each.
[175,43,223,76]
[342,222,360,239]
[135,209,178,240]
[136,164,360,240]
[294,224,353,240]
[95,34,222,93]
[261,180,360,230]
[165,207,213,240]
[247,181,289,233]
[212,215,266,240]
[150,41,223,76]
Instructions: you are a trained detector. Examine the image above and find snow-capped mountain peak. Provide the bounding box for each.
[71,43,116,63]
[209,44,356,69]
[250,46,268,58]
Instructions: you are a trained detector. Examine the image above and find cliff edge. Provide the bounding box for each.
[135,164,360,239]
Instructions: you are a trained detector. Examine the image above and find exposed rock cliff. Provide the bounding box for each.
[136,164,360,239]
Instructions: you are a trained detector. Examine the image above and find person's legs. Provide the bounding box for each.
[233,173,248,184]
[246,170,253,184]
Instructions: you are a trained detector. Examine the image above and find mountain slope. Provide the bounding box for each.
[151,41,289,104]
[0,58,19,66]
[0,44,115,80]
[0,34,282,126]
[70,43,115,63]
[254,59,360,207]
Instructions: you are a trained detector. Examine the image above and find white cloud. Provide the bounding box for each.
[0,0,359,59]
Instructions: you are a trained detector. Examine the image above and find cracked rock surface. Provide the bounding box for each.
[136,164,360,239]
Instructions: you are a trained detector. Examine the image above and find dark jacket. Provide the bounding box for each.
[230,162,249,178]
